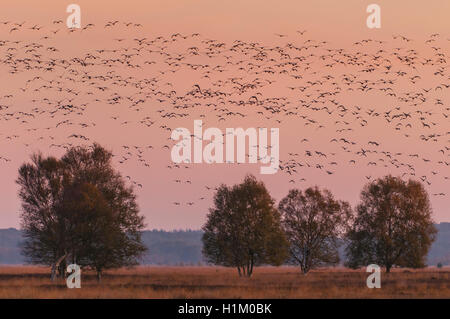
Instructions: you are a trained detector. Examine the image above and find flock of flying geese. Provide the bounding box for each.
[0,19,448,208]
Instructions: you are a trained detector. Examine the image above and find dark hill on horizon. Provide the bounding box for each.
[0,224,449,266]
[0,228,204,266]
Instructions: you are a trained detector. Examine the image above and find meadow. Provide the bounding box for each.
[0,266,448,299]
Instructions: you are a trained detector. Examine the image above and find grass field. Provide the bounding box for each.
[0,266,448,299]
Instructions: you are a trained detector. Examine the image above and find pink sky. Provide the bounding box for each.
[0,0,448,229]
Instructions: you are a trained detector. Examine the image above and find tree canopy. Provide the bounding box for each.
[279,187,352,274]
[202,175,288,277]
[17,143,147,280]
[345,175,437,272]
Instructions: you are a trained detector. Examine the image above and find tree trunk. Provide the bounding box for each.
[51,265,57,282]
[58,260,66,278]
[239,262,252,277]
[386,265,391,273]
[51,253,67,282]
[300,261,309,275]
[303,265,309,275]
[241,265,250,277]
[97,270,102,283]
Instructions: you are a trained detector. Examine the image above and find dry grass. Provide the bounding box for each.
[0,266,448,299]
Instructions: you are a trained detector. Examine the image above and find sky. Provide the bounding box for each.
[0,0,448,230]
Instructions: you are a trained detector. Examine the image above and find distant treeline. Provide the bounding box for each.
[0,225,449,266]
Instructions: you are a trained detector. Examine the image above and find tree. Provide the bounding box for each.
[278,187,352,274]
[202,175,288,277]
[17,153,68,280]
[345,175,437,273]
[17,143,147,281]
